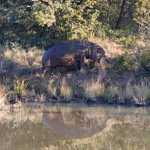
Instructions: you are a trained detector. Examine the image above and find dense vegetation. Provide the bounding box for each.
[0,0,150,106]
[1,0,149,47]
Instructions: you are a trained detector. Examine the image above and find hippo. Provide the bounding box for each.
[43,107,108,138]
[41,39,108,75]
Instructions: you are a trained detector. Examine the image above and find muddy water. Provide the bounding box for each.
[0,104,150,150]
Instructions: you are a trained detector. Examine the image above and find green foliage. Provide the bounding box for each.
[32,1,56,27]
[112,55,126,75]
[1,0,146,47]
[146,93,150,101]
[14,80,28,97]
[112,49,150,75]
[141,50,150,67]
[112,54,137,75]
[114,29,132,38]
[146,91,150,101]
[115,37,136,48]
[102,25,114,37]
[134,0,150,39]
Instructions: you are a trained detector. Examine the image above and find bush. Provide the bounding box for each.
[112,55,126,74]
[115,37,136,48]
[111,53,138,75]
[141,50,150,70]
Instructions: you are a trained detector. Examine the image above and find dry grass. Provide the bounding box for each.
[0,44,43,78]
[83,80,105,99]
[133,80,150,103]
[89,36,124,58]
[0,42,150,106]
[106,80,150,103]
[47,79,58,98]
[14,79,28,97]
[3,45,42,67]
[0,84,7,107]
[60,78,73,100]
[35,93,47,102]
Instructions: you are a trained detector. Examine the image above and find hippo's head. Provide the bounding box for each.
[99,55,110,67]
[90,47,109,65]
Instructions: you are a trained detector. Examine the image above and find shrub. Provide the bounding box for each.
[115,37,136,48]
[111,55,127,74]
[111,53,138,75]
[141,50,150,71]
[14,80,28,98]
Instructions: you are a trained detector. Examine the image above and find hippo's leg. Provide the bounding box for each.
[40,66,48,76]
[77,57,84,70]
[49,67,57,75]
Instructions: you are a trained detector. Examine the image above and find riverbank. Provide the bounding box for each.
[0,39,150,108]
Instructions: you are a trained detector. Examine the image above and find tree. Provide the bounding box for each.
[134,0,150,39]
[115,0,127,29]
[115,0,138,29]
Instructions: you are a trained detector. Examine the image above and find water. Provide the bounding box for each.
[0,104,150,150]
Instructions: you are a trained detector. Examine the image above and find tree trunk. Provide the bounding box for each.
[115,0,127,29]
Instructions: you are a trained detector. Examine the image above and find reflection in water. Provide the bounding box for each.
[0,105,150,150]
[43,108,108,138]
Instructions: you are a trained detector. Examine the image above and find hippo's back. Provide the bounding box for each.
[51,39,92,55]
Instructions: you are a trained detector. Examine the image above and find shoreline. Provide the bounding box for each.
[5,98,150,108]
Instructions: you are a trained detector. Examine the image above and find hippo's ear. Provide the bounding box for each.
[85,50,90,59]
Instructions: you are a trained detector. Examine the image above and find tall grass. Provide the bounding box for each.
[14,79,28,97]
[133,80,150,103]
[3,45,42,67]
[106,80,150,103]
[47,79,58,98]
[60,78,73,100]
[36,93,47,103]
[83,80,105,99]
[0,84,7,107]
